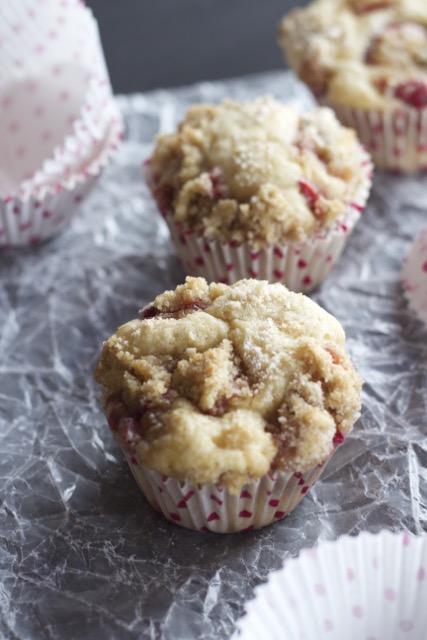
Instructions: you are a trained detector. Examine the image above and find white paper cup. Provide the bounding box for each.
[103,398,343,533]
[162,207,361,293]
[402,228,427,327]
[0,1,109,85]
[146,156,372,293]
[321,101,427,172]
[122,451,331,533]
[236,530,427,639]
[0,0,122,246]
[0,112,123,247]
[0,64,114,200]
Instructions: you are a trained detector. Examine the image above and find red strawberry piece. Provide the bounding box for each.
[333,431,345,447]
[209,169,226,199]
[395,81,427,110]
[298,179,322,216]
[121,419,140,448]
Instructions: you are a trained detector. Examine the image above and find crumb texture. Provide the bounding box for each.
[279,0,427,110]
[148,97,369,248]
[94,277,363,492]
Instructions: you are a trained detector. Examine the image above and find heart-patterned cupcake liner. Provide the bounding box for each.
[145,153,372,293]
[122,451,331,533]
[321,101,427,173]
[103,397,341,533]
[162,206,361,293]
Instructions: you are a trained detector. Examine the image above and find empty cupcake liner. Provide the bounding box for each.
[321,101,427,172]
[23,92,121,197]
[235,530,427,640]
[0,1,109,85]
[0,0,122,246]
[0,65,113,200]
[402,228,427,327]
[146,156,372,293]
[0,111,123,247]
[122,450,331,534]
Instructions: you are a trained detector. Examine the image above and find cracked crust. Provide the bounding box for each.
[94,278,363,493]
[279,0,427,110]
[147,97,369,249]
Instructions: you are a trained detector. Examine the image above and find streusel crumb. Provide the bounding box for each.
[148,97,369,249]
[94,277,362,493]
[279,0,427,110]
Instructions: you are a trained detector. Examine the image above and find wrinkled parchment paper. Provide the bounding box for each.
[1,71,427,640]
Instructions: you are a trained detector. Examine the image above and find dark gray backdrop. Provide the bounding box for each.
[86,0,305,93]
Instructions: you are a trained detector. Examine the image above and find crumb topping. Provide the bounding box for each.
[94,277,363,492]
[147,97,369,249]
[279,0,427,110]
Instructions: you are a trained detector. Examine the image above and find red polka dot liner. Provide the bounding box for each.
[146,156,372,293]
[0,1,123,247]
[321,100,427,172]
[236,530,427,639]
[122,450,331,533]
[402,228,427,327]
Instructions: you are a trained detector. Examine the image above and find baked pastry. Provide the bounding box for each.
[145,97,372,292]
[94,277,363,532]
[279,0,427,171]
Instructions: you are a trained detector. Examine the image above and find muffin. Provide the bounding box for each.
[145,97,372,293]
[94,277,363,533]
[279,0,427,171]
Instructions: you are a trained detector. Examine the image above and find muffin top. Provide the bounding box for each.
[94,277,362,493]
[147,97,370,249]
[279,0,427,110]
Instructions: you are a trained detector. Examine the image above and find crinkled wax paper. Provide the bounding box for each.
[1,71,427,640]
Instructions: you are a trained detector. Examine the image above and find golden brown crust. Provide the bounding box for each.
[279,0,427,110]
[94,278,363,493]
[147,97,370,249]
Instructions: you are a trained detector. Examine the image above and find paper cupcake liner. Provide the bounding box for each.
[0,1,109,86]
[23,95,121,198]
[321,100,427,172]
[163,207,361,293]
[0,69,115,201]
[0,112,123,247]
[103,398,337,533]
[236,530,427,639]
[146,154,372,293]
[402,228,427,327]
[0,0,115,201]
[122,450,330,533]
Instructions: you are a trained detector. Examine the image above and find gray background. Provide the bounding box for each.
[85,0,305,93]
